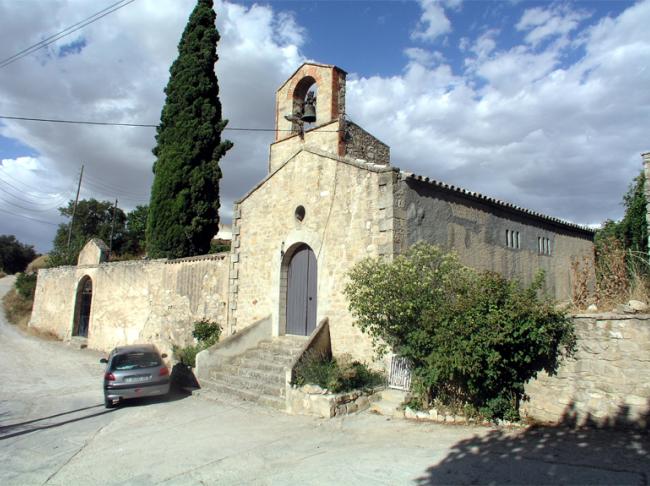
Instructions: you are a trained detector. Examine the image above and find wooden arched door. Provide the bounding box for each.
[286,244,317,336]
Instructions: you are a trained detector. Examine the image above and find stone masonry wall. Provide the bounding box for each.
[230,148,396,362]
[397,176,595,301]
[522,314,650,427]
[30,254,229,357]
[344,121,390,166]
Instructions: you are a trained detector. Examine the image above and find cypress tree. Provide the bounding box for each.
[146,0,232,258]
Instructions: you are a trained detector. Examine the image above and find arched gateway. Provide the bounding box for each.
[73,276,93,337]
[285,244,317,336]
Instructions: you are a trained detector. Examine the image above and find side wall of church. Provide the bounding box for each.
[396,177,595,301]
[29,255,229,357]
[230,150,395,362]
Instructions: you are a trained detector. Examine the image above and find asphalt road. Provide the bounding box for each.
[1,275,648,485]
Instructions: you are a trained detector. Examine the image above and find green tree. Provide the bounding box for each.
[49,199,126,266]
[596,171,648,256]
[146,0,232,259]
[344,243,575,420]
[0,235,37,274]
[121,205,148,256]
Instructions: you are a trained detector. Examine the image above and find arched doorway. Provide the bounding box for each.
[285,244,317,336]
[73,276,93,337]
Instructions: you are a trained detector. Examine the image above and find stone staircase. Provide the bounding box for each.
[198,335,308,410]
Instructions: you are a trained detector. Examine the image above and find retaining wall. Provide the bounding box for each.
[522,314,650,427]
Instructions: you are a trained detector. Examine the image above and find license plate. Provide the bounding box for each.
[125,375,151,383]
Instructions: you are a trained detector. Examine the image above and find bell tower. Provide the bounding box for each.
[269,62,390,172]
[274,63,347,143]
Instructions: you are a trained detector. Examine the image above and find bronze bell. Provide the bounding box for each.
[301,93,316,123]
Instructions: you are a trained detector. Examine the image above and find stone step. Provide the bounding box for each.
[369,388,407,418]
[233,350,296,367]
[219,363,286,385]
[257,339,307,353]
[210,371,285,397]
[227,357,289,374]
[199,378,286,410]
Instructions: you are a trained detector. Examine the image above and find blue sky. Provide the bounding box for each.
[0,0,648,252]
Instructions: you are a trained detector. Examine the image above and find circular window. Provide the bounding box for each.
[295,205,306,222]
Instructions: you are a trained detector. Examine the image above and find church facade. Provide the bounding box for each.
[226,62,594,359]
[30,62,595,365]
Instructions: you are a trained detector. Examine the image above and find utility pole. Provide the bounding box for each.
[66,164,84,251]
[108,198,118,259]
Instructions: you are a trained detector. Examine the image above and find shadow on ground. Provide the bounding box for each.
[0,404,113,440]
[415,403,650,485]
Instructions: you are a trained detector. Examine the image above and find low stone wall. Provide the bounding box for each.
[30,254,229,357]
[286,384,377,418]
[522,314,650,428]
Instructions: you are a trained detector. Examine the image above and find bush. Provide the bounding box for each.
[173,344,201,368]
[192,319,221,347]
[173,319,222,367]
[345,243,575,421]
[293,352,384,393]
[15,272,37,299]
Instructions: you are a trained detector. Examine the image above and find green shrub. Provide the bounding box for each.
[173,319,222,367]
[345,243,575,421]
[293,352,384,393]
[173,344,200,368]
[15,272,37,299]
[192,319,221,347]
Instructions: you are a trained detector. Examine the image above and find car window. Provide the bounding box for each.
[112,352,161,370]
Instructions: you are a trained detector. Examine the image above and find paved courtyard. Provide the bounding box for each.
[0,276,648,485]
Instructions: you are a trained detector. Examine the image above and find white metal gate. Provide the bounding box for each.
[388,356,412,391]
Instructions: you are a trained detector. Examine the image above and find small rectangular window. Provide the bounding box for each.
[505,229,510,247]
[516,232,520,249]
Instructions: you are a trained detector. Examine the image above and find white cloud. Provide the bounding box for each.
[411,0,452,43]
[348,1,650,227]
[0,0,305,251]
[516,5,590,46]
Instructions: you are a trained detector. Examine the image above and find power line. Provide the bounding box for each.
[0,170,70,198]
[0,0,137,69]
[0,115,343,132]
[0,207,61,227]
[0,179,69,209]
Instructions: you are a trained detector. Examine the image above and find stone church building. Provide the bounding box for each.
[30,63,595,390]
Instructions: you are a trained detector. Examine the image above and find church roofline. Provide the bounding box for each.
[400,171,595,237]
[276,62,347,92]
[235,147,395,206]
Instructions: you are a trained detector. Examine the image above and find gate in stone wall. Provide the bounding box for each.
[388,356,412,391]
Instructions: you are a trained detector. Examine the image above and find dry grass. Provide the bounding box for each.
[574,237,650,312]
[26,254,49,273]
[2,287,33,327]
[2,287,59,340]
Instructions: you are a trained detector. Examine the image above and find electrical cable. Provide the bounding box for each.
[0,207,61,226]
[0,170,70,198]
[82,174,149,198]
[0,0,137,69]
[0,115,343,132]
[0,180,69,209]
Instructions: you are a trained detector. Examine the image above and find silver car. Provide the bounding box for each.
[100,344,170,408]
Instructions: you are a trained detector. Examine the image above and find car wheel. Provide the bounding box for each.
[104,396,116,409]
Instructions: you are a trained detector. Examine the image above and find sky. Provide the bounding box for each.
[0,0,648,253]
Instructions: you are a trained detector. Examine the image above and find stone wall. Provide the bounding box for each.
[30,254,229,357]
[344,121,390,166]
[230,148,395,361]
[396,175,595,301]
[522,314,650,427]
